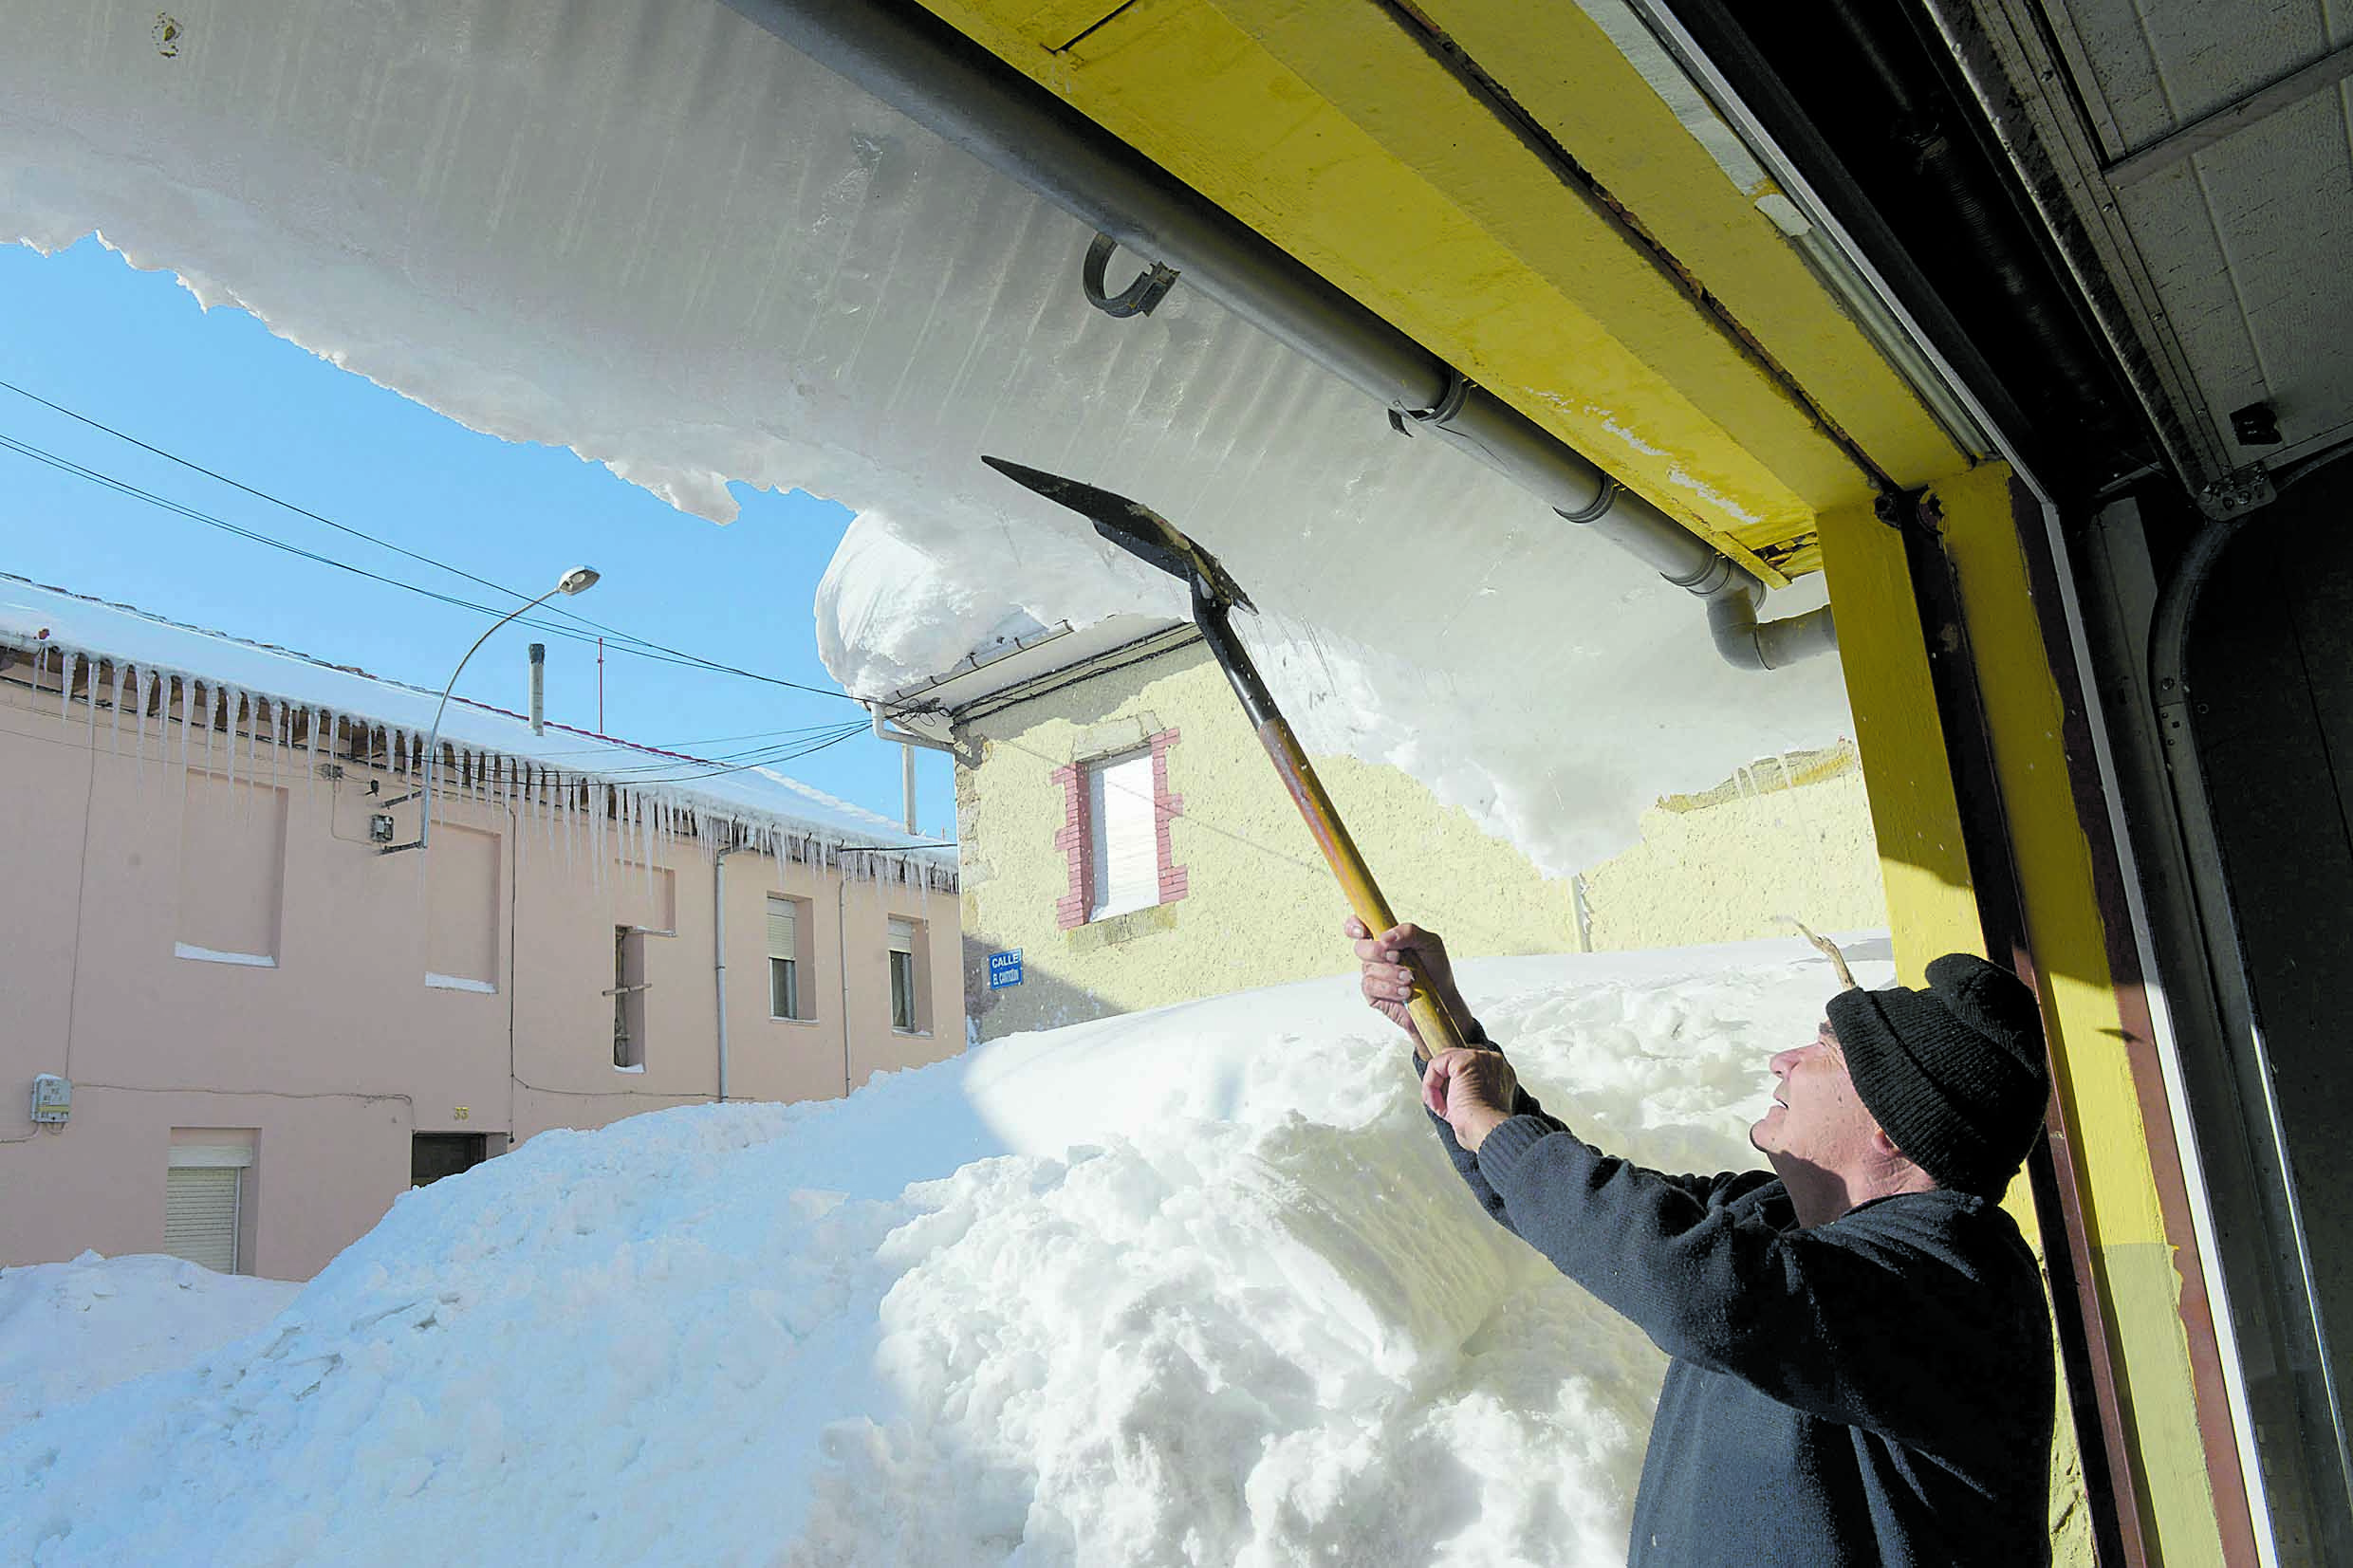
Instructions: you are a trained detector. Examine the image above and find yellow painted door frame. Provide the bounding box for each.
[1818,467,2260,1565]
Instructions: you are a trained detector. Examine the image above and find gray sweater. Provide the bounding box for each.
[1431,1073,2052,1565]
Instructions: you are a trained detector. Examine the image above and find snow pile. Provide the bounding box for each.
[3,0,1852,876]
[0,1254,299,1439]
[0,940,1883,1566]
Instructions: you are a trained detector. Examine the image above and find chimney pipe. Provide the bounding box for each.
[528,642,547,735]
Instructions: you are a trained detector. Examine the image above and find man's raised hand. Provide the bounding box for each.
[1345,916,1470,1053]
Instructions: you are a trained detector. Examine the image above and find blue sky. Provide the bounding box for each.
[0,237,953,835]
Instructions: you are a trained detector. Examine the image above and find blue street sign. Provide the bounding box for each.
[987,949,1024,989]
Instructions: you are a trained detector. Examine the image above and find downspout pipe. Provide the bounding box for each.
[713,845,736,1103]
[719,0,1833,669]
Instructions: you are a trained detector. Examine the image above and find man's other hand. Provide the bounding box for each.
[1422,1047,1518,1153]
[1346,917,1470,1052]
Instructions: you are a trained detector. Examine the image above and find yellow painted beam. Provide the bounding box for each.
[1417,0,1963,493]
[1930,463,2227,1564]
[917,0,1963,577]
[1814,496,1979,982]
[1816,484,2096,1566]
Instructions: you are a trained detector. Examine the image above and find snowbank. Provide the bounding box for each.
[0,1253,300,1440]
[0,938,1882,1566]
[4,0,1853,876]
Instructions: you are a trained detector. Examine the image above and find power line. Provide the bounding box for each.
[0,403,861,703]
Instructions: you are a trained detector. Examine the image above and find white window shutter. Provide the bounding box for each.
[164,1166,241,1274]
[886,916,916,953]
[767,897,796,960]
[1088,749,1159,919]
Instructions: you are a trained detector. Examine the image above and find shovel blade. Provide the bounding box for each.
[982,454,1254,614]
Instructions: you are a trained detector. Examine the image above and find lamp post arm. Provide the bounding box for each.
[391,585,560,856]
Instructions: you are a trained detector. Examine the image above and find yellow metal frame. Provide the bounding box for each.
[1822,467,2233,1562]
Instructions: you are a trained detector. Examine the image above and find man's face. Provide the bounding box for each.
[1750,1019,1885,1175]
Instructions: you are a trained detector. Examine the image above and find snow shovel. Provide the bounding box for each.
[982,455,1472,1058]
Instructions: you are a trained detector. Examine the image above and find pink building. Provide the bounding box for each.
[0,577,961,1279]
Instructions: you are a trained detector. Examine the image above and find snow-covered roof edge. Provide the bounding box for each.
[0,575,954,890]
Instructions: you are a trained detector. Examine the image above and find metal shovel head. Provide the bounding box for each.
[982,454,1255,614]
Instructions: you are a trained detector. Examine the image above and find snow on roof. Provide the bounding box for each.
[0,575,953,884]
[6,0,1852,877]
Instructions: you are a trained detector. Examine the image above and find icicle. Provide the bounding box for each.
[225,692,243,792]
[60,651,79,727]
[107,663,127,756]
[129,669,149,786]
[81,658,98,757]
[636,791,652,905]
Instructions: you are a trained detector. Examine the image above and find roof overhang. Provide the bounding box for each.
[876,614,1198,723]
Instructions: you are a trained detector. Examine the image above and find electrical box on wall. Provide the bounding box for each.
[29,1074,70,1125]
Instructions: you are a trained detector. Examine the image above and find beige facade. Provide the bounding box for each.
[952,638,1881,1042]
[955,638,1584,1040]
[0,647,960,1281]
[1577,742,1885,950]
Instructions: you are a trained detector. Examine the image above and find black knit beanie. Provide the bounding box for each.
[1824,954,2051,1196]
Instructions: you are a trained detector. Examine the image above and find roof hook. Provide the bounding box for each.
[1082,232,1180,319]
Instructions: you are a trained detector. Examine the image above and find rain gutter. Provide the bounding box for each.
[716,0,1832,669]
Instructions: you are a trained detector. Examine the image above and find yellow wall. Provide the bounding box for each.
[1931,466,2227,1562]
[1579,742,1885,950]
[957,641,1580,1039]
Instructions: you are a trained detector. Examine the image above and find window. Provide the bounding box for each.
[1086,748,1158,920]
[768,895,810,1019]
[176,772,287,965]
[888,915,924,1032]
[1052,729,1185,932]
[611,926,650,1069]
[412,1133,489,1188]
[164,1134,255,1274]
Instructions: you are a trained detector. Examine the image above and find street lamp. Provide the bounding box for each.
[381,566,600,855]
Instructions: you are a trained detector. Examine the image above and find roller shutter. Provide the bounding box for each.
[163,1165,241,1274]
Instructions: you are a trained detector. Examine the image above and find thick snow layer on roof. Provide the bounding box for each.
[0,575,951,879]
[4,0,1853,876]
[0,936,1885,1566]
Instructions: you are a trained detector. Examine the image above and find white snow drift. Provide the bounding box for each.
[0,939,1882,1566]
[3,0,1853,875]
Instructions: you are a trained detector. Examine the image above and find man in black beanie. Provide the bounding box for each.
[1348,918,2056,1567]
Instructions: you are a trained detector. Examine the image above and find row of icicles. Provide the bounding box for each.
[22,644,951,897]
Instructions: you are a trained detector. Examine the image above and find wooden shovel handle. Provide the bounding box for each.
[1250,717,1470,1058]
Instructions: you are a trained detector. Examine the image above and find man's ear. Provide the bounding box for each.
[1868,1125,1905,1160]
